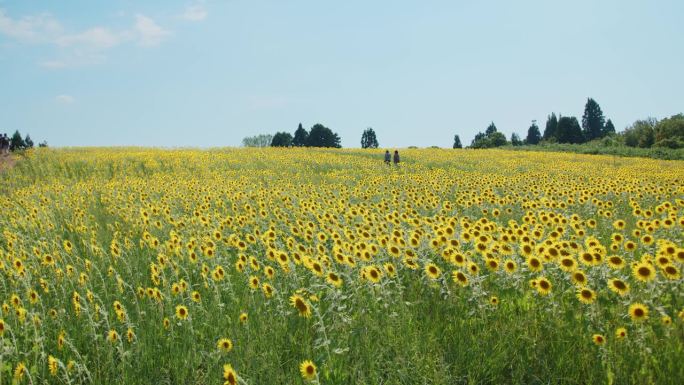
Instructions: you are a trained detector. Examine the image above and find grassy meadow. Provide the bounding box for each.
[1,148,683,385]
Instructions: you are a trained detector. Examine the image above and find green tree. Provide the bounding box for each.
[654,113,684,148]
[511,133,523,146]
[470,123,507,148]
[38,141,48,148]
[242,134,273,147]
[10,130,25,151]
[603,119,616,136]
[623,118,656,148]
[307,124,342,148]
[453,134,462,149]
[543,113,558,141]
[292,123,308,147]
[24,134,34,149]
[361,128,379,149]
[271,132,293,147]
[525,123,541,145]
[556,116,584,144]
[582,98,605,141]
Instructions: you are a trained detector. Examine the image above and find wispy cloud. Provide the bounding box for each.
[181,5,207,22]
[0,8,171,67]
[0,9,62,42]
[55,94,75,104]
[135,14,171,46]
[56,27,125,49]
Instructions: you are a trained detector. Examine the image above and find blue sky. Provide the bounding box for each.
[1,0,683,148]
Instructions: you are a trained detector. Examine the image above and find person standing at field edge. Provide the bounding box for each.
[393,150,400,166]
[384,150,391,165]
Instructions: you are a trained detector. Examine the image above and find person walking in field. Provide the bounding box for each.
[393,150,400,166]
[0,134,9,155]
[384,150,391,165]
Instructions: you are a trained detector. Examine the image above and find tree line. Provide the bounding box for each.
[458,98,683,150]
[244,124,382,149]
[0,130,46,152]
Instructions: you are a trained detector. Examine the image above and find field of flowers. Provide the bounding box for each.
[1,148,683,384]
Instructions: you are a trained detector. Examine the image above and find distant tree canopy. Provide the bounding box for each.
[307,124,341,148]
[618,114,684,149]
[471,123,508,148]
[0,130,41,152]
[556,117,584,144]
[604,119,616,136]
[271,132,293,147]
[623,118,656,148]
[361,128,379,149]
[510,133,523,146]
[582,98,605,141]
[242,134,273,147]
[453,134,462,149]
[653,114,684,148]
[292,123,308,147]
[543,113,559,141]
[526,123,541,145]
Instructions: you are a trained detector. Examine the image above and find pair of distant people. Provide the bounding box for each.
[384,150,400,166]
[0,134,9,155]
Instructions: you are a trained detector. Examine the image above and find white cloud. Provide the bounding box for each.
[134,14,170,46]
[181,5,207,22]
[55,94,75,104]
[56,27,124,49]
[0,8,173,67]
[0,9,62,42]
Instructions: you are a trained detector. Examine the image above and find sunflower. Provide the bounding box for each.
[289,294,312,318]
[425,263,442,280]
[661,264,681,280]
[326,271,343,287]
[571,270,588,287]
[299,360,317,382]
[661,315,672,326]
[489,296,499,306]
[606,255,625,269]
[262,283,274,298]
[452,271,469,287]
[628,303,649,322]
[248,276,260,290]
[383,263,397,277]
[485,258,499,271]
[175,305,189,320]
[536,277,552,295]
[607,278,630,296]
[107,329,119,343]
[48,355,59,376]
[592,334,606,345]
[632,262,655,282]
[365,266,383,283]
[191,291,201,303]
[615,327,627,339]
[239,312,248,324]
[217,338,233,352]
[0,319,4,337]
[467,262,480,275]
[526,256,543,272]
[624,240,636,252]
[503,259,517,274]
[577,288,596,304]
[223,364,238,385]
[559,256,576,272]
[14,362,26,381]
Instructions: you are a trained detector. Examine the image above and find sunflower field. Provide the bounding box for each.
[1,148,683,385]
